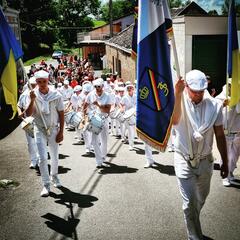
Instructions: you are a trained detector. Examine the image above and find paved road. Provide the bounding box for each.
[0,127,240,240]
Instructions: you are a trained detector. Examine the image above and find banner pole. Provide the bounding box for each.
[171,32,194,160]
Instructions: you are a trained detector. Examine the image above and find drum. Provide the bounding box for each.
[64,111,74,124]
[122,108,136,125]
[21,117,34,138]
[69,112,83,128]
[87,113,105,135]
[109,108,121,119]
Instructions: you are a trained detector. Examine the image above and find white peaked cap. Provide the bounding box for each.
[117,86,125,92]
[29,76,36,84]
[83,83,92,92]
[125,80,131,85]
[93,78,104,86]
[34,70,49,79]
[186,70,208,91]
[63,80,69,85]
[74,85,82,92]
[58,82,62,87]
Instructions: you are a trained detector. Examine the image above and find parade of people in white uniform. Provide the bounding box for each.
[19,57,239,213]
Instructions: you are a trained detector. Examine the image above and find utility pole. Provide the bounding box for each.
[109,0,113,38]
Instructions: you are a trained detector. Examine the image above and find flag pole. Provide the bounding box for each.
[19,59,50,136]
[171,32,194,160]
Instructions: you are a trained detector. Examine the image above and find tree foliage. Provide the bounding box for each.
[7,0,101,59]
[100,0,136,22]
[221,0,240,15]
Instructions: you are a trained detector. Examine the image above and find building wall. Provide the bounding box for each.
[106,45,136,82]
[172,17,186,76]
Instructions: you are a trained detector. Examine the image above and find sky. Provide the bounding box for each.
[100,0,240,14]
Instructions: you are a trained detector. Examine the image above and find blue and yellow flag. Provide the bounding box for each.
[136,0,174,152]
[228,0,240,107]
[0,8,23,119]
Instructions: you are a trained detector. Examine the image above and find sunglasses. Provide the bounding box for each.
[94,85,102,89]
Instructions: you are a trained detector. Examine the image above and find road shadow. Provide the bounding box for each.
[42,187,98,239]
[58,166,71,175]
[98,162,138,175]
[151,162,176,176]
[134,147,159,155]
[106,153,116,158]
[81,153,95,158]
[42,212,79,239]
[203,235,214,240]
[59,153,70,159]
[50,186,98,208]
[36,165,71,176]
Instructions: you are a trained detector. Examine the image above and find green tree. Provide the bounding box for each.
[100,0,136,22]
[208,10,218,16]
[221,0,240,15]
[168,0,183,8]
[53,0,101,47]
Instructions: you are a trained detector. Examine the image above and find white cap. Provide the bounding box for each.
[93,78,104,86]
[125,80,131,86]
[57,83,62,87]
[74,85,82,92]
[84,76,89,80]
[186,70,208,91]
[34,70,49,79]
[117,82,124,86]
[106,77,111,81]
[134,80,137,84]
[228,78,232,84]
[83,83,92,93]
[29,76,36,84]
[117,86,125,92]
[82,80,90,85]
[126,84,134,89]
[63,80,69,85]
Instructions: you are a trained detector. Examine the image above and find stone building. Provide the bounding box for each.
[105,24,136,82]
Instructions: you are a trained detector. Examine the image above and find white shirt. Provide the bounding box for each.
[85,90,112,117]
[173,94,223,157]
[70,93,82,111]
[60,86,73,101]
[33,89,64,128]
[121,94,136,111]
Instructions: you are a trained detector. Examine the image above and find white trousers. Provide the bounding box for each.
[25,132,39,165]
[91,120,109,166]
[174,153,213,240]
[125,122,135,147]
[34,126,59,186]
[115,119,121,136]
[83,129,93,151]
[145,143,154,165]
[226,135,240,173]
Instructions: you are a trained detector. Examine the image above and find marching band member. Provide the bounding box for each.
[26,70,65,197]
[216,81,240,186]
[172,70,228,240]
[17,77,39,169]
[60,80,73,102]
[81,83,94,154]
[120,84,136,151]
[83,78,112,168]
[60,80,73,129]
[66,85,83,143]
[115,86,125,137]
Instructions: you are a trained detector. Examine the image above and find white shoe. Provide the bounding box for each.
[29,162,36,169]
[144,163,152,168]
[51,175,62,188]
[222,178,231,187]
[129,146,134,151]
[40,185,50,197]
